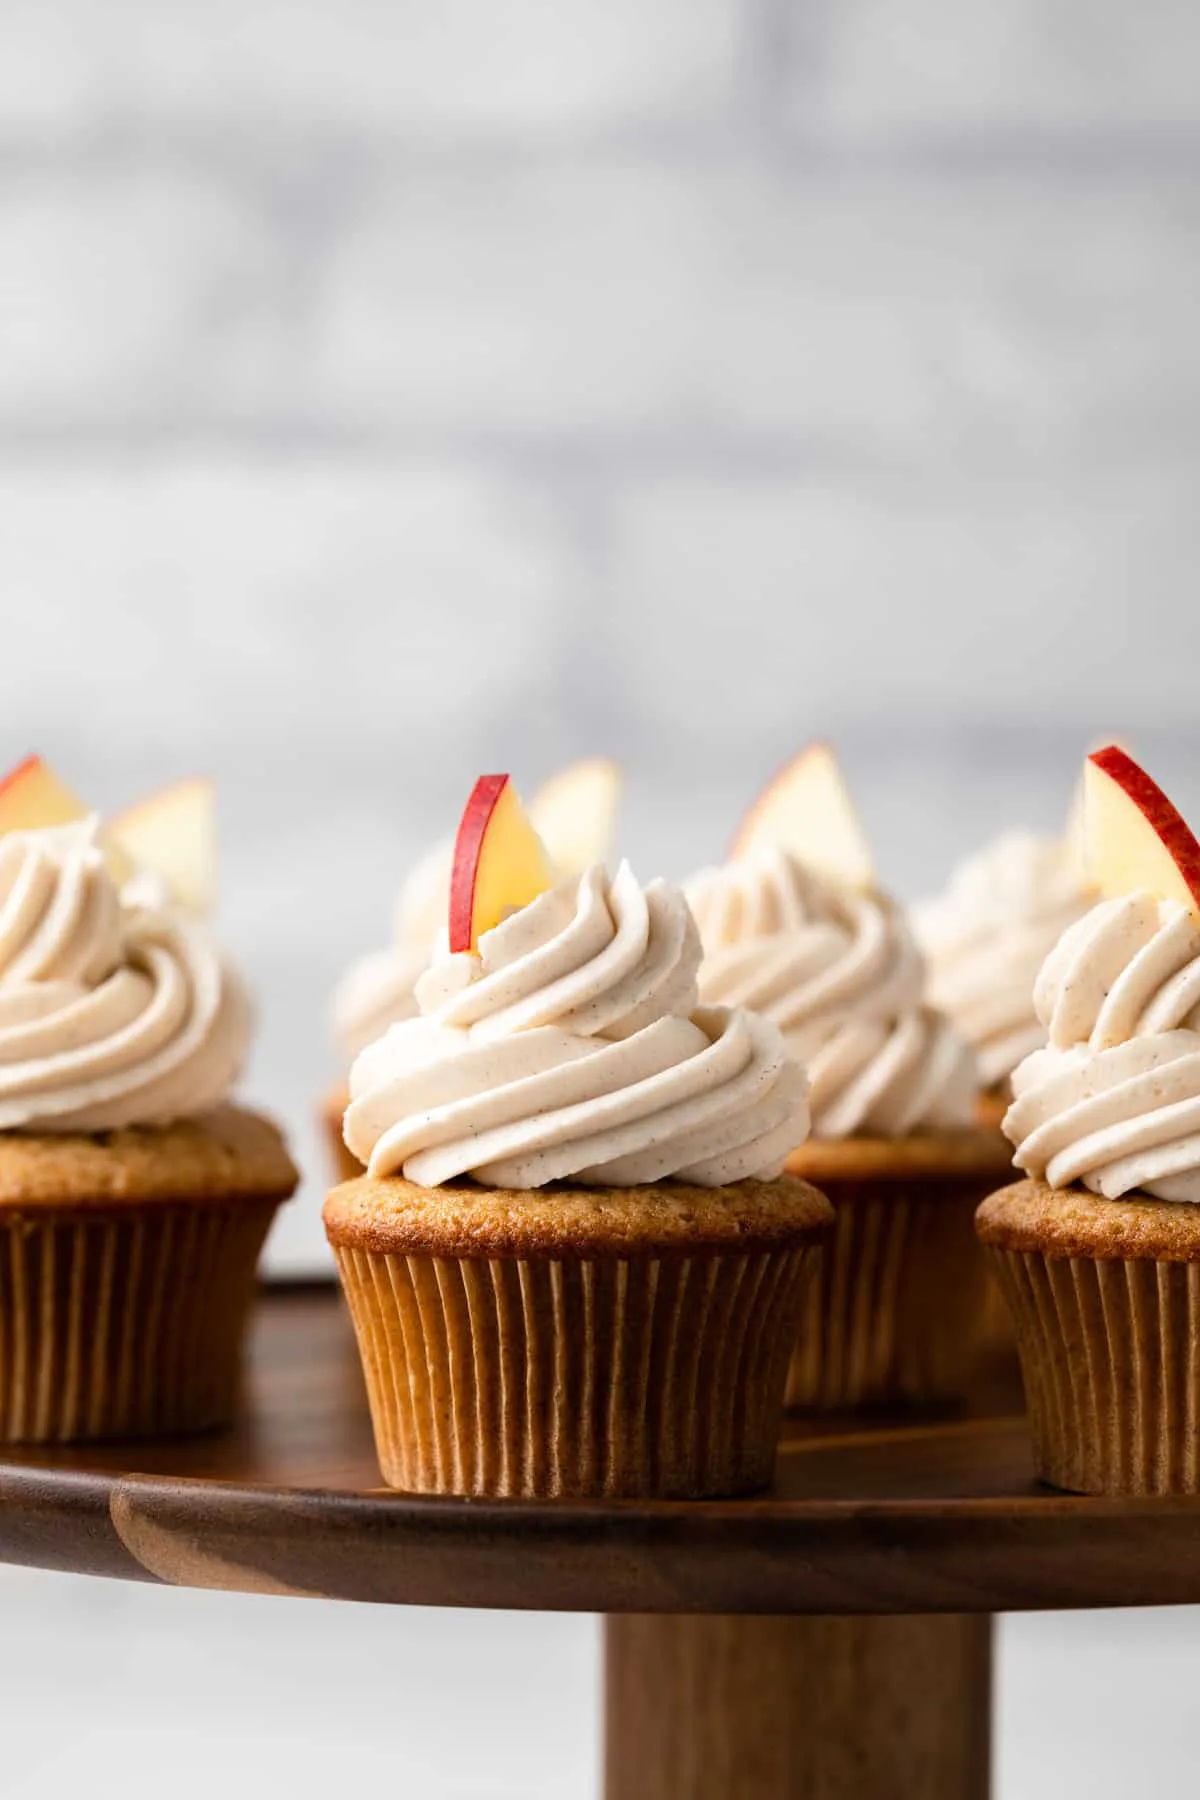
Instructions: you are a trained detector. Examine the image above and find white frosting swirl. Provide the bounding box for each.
[914,832,1093,1089]
[332,839,450,1064]
[1006,890,1200,1202]
[344,861,810,1188]
[332,942,428,1064]
[686,848,976,1139]
[0,822,251,1132]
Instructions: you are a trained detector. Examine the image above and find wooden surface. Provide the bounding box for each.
[1,1281,1199,1612]
[605,1614,991,1799]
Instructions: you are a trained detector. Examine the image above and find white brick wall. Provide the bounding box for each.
[0,465,577,745]
[0,0,740,137]
[313,167,1200,454]
[610,467,1200,737]
[799,0,1200,137]
[0,168,289,420]
[4,162,1197,457]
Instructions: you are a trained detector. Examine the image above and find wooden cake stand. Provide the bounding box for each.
[0,1282,1192,1800]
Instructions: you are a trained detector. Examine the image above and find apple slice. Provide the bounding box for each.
[0,754,90,835]
[109,776,217,912]
[529,757,621,876]
[1084,746,1200,916]
[1065,738,1132,882]
[448,774,555,954]
[0,754,133,881]
[1063,767,1088,881]
[729,742,876,889]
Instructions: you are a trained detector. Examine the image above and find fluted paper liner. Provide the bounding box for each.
[0,1200,278,1442]
[978,1265,1017,1361]
[786,1175,989,1410]
[334,1243,819,1498]
[987,1246,1200,1495]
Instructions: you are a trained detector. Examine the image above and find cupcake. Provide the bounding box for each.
[978,748,1200,1495]
[686,743,1010,1410]
[915,829,1095,1124]
[323,758,622,1184]
[0,758,297,1442]
[325,774,831,1499]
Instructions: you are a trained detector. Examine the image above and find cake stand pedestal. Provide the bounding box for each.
[0,1284,1191,1800]
[605,1613,990,1799]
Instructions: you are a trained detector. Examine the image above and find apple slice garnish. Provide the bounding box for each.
[528,757,621,877]
[448,774,556,954]
[109,776,217,912]
[1084,745,1200,916]
[1064,767,1088,881]
[0,754,133,881]
[0,754,90,835]
[729,742,876,889]
[1065,738,1131,882]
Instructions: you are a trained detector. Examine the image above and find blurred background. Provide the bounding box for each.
[1,0,1198,1794]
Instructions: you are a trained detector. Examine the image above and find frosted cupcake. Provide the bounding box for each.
[979,749,1200,1494]
[324,759,622,1183]
[915,830,1094,1120]
[687,744,1010,1410]
[0,758,296,1441]
[325,774,831,1499]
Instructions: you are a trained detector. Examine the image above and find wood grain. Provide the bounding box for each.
[0,1282,1196,1612]
[605,1614,991,1799]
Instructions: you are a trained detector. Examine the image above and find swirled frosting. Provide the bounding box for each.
[0,821,251,1132]
[685,848,976,1139]
[343,861,810,1188]
[1005,891,1200,1202]
[914,832,1093,1090]
[332,839,451,1064]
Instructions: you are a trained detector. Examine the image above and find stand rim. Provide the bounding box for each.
[1,1283,1198,1612]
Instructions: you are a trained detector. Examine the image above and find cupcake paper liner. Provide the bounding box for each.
[333,1242,818,1499]
[786,1173,990,1411]
[0,1199,278,1442]
[987,1245,1200,1495]
[978,1264,1017,1362]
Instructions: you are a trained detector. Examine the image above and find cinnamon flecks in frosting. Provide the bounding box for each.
[1006,890,1200,1203]
[686,847,977,1140]
[343,861,810,1189]
[914,832,1093,1091]
[0,821,250,1132]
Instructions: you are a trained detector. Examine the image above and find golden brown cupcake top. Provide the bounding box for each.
[978,1177,1200,1264]
[0,1105,298,1210]
[324,1170,833,1258]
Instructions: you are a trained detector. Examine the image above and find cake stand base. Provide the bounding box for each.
[605,1613,992,1799]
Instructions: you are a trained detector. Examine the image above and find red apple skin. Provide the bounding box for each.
[448,774,510,955]
[1089,745,1200,910]
[0,754,41,802]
